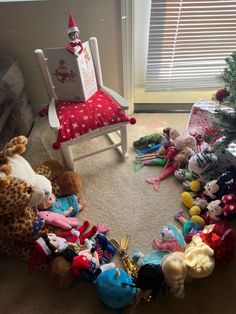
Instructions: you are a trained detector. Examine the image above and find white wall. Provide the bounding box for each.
[0,0,123,107]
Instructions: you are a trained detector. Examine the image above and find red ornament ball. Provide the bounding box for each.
[52,142,61,150]
[129,117,136,125]
[215,88,229,102]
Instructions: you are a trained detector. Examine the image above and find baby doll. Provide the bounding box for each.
[38,193,85,217]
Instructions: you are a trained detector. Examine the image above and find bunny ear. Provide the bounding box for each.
[120,235,130,250]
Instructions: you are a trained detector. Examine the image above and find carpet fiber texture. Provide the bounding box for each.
[1,113,236,314]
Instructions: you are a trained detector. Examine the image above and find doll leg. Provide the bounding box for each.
[77,220,90,234]
[79,226,98,245]
[174,209,187,225]
[65,220,90,243]
[77,195,86,212]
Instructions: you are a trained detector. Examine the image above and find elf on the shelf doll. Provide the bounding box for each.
[66,13,83,56]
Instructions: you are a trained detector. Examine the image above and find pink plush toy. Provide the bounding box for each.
[37,211,79,229]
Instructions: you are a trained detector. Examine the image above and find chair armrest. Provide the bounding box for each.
[48,98,60,129]
[101,85,128,110]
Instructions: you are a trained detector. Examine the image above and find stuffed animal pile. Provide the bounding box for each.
[0,136,84,288]
[1,132,236,311]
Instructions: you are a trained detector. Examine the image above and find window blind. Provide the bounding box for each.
[145,0,236,91]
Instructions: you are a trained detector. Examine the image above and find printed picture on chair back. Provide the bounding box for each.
[45,41,97,102]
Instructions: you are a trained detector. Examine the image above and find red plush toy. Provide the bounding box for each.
[72,238,115,280]
[200,221,236,264]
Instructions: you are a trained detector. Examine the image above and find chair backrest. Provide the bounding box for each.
[44,40,98,102]
[35,39,104,103]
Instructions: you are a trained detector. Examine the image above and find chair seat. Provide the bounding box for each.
[39,89,131,148]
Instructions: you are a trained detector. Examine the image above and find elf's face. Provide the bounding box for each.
[69,31,80,41]
[47,233,61,250]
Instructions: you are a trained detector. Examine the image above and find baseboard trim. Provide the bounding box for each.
[134,103,192,113]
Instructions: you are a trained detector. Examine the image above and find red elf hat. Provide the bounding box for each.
[28,237,52,275]
[68,13,79,34]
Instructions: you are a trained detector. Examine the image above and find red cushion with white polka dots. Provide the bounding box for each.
[39,89,130,148]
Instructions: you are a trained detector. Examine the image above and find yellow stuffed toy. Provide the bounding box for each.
[181,180,205,227]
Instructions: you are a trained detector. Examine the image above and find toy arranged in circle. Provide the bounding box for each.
[1,122,236,312]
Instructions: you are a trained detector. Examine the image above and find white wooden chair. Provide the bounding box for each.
[34,37,132,171]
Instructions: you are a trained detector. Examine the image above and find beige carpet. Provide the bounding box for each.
[1,113,236,314]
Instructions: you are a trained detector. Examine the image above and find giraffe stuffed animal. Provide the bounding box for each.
[0,135,82,198]
[0,167,78,289]
[0,167,55,259]
[0,136,83,288]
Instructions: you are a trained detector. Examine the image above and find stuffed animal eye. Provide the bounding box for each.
[27,187,33,194]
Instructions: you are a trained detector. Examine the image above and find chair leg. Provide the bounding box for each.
[120,125,128,159]
[61,143,74,171]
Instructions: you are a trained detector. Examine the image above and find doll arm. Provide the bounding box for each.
[63,207,74,217]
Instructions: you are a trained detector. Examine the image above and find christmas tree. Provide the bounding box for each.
[213,52,236,149]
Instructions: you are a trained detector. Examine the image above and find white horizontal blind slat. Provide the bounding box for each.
[145,0,236,91]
